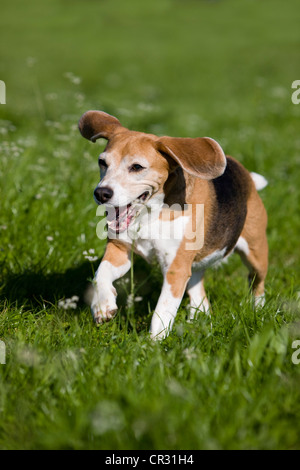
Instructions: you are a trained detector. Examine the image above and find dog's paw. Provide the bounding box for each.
[254,293,266,309]
[187,303,211,322]
[93,308,118,324]
[91,287,117,325]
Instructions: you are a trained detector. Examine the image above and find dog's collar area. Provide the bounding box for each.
[106,191,150,233]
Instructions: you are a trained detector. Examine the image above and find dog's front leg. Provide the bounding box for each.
[150,261,192,340]
[91,241,131,324]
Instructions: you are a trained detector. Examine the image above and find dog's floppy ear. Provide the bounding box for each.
[78,110,125,142]
[156,136,227,180]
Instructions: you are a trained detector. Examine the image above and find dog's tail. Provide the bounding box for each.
[250,172,268,191]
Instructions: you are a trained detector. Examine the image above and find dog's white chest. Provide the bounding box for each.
[120,211,189,272]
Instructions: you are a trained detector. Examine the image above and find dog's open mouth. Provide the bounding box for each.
[106,191,150,233]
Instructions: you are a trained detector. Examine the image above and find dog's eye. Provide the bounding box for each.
[129,163,144,172]
[98,158,108,168]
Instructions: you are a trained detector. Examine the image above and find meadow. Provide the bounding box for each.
[0,0,300,450]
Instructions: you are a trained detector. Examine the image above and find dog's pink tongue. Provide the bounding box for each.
[106,204,134,233]
[118,208,134,232]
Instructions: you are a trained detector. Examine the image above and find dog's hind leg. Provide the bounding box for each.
[237,234,268,308]
[235,189,268,308]
[150,251,194,340]
[186,270,210,320]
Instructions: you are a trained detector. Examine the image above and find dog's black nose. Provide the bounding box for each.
[94,186,114,203]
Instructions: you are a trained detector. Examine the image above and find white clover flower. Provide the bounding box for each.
[126,293,134,308]
[67,302,77,309]
[83,249,97,262]
[85,256,98,262]
[183,348,197,361]
[126,294,143,308]
[64,72,81,85]
[58,296,79,310]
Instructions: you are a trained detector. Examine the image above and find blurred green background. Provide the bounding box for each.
[0,0,300,451]
[1,0,299,133]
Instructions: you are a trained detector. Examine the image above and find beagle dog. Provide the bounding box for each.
[78,110,268,340]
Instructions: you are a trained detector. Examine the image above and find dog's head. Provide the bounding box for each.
[79,110,226,232]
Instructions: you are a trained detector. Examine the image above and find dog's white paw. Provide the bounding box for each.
[254,293,266,309]
[92,307,118,324]
[91,288,117,324]
[187,302,210,322]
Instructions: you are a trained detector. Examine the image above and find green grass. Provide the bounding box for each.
[1,0,300,450]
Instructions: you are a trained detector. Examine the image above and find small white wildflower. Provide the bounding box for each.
[64,72,81,85]
[271,86,288,98]
[74,93,85,102]
[26,57,37,67]
[35,194,42,200]
[85,255,98,262]
[0,225,7,230]
[137,102,155,112]
[183,348,197,361]
[45,93,58,101]
[55,135,69,142]
[83,249,97,262]
[58,296,79,310]
[127,293,134,308]
[46,236,54,242]
[53,149,69,158]
[126,294,142,308]
[67,302,77,309]
[72,77,81,85]
[91,401,125,435]
[45,120,61,129]
[17,347,40,367]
